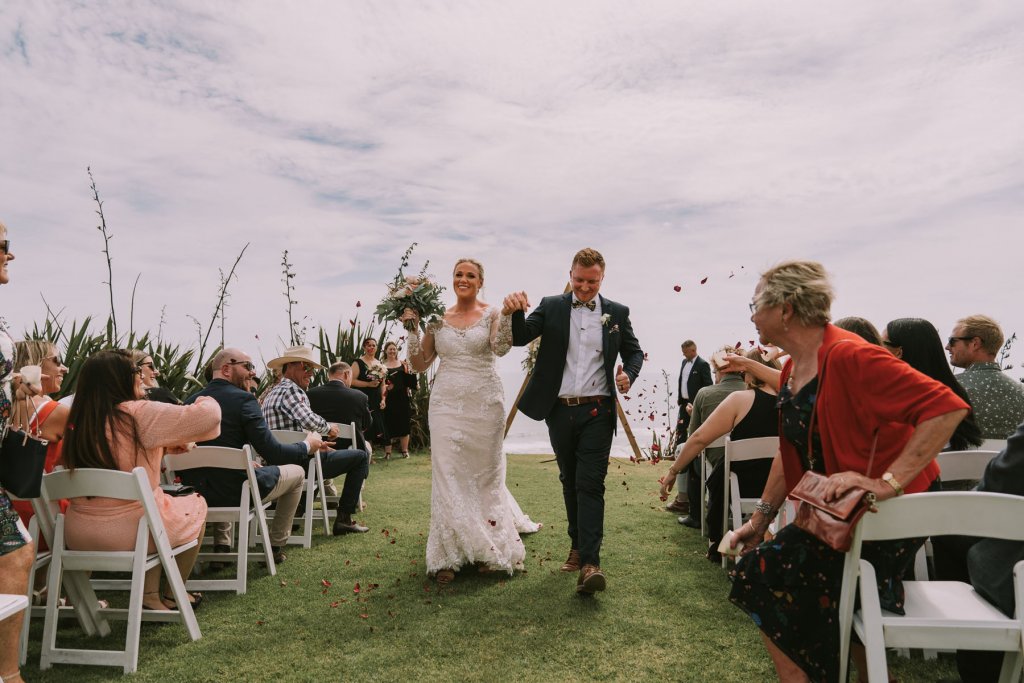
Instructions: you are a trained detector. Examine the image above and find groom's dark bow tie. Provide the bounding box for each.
[571,300,596,311]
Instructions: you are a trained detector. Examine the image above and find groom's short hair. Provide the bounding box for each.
[572,248,605,271]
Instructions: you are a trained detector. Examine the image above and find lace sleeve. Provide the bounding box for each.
[407,323,438,371]
[490,309,513,358]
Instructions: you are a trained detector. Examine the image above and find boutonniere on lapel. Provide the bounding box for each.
[601,314,619,334]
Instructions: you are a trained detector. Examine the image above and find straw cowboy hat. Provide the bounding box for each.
[266,345,325,371]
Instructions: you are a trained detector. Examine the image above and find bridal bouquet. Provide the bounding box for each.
[375,243,446,332]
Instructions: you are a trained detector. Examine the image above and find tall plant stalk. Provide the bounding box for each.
[88,166,118,342]
[191,243,249,375]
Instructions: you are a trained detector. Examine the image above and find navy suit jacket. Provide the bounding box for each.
[968,420,1024,616]
[307,380,371,451]
[182,379,310,505]
[510,293,643,426]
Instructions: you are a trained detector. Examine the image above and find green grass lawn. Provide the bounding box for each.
[21,453,958,681]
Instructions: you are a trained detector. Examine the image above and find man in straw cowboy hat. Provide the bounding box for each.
[262,345,370,534]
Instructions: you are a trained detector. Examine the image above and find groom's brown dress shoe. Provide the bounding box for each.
[576,564,606,594]
[560,549,581,572]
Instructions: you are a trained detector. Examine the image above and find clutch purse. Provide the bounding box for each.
[789,470,876,552]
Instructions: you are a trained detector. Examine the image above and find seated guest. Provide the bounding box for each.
[660,347,781,558]
[946,314,1024,439]
[308,362,371,452]
[11,340,70,527]
[882,318,983,452]
[62,350,220,611]
[677,346,747,529]
[262,346,369,535]
[182,348,320,564]
[130,348,181,405]
[932,420,1024,683]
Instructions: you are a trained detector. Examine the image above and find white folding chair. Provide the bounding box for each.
[699,434,727,537]
[163,446,276,594]
[269,429,329,547]
[15,491,105,666]
[39,467,201,673]
[329,421,364,512]
[720,436,778,568]
[837,492,1024,683]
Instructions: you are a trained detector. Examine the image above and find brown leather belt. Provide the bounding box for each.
[558,396,607,406]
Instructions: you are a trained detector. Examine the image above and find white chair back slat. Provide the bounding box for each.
[721,436,779,568]
[936,450,998,484]
[268,430,331,545]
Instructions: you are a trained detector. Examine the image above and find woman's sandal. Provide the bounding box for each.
[401,452,410,459]
[435,569,455,586]
[161,591,204,610]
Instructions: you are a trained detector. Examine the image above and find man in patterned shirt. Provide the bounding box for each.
[262,346,370,534]
[946,315,1024,440]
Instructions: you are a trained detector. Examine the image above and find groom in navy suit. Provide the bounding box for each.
[506,248,643,595]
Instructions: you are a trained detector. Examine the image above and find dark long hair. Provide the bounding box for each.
[62,349,146,471]
[884,318,983,450]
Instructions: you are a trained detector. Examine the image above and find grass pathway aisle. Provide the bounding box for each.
[24,454,956,681]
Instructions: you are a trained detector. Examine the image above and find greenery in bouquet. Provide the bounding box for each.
[375,243,446,332]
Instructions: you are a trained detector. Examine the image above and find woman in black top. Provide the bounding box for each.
[659,347,781,557]
[351,338,388,452]
[380,341,418,459]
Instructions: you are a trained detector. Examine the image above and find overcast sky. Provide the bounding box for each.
[2,1,1022,429]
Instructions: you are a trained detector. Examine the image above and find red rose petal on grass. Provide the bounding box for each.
[353,583,361,594]
[700,277,708,284]
[673,285,681,292]
[488,519,497,526]
[256,620,265,626]
[629,455,636,462]
[589,408,598,416]
[660,494,668,502]
[359,613,369,619]
[330,601,340,608]
[321,579,332,588]
[345,560,351,566]
[390,539,396,544]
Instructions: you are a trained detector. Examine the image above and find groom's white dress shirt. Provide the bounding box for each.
[680,359,694,400]
[559,297,610,398]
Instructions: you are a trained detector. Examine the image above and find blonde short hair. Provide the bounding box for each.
[571,248,605,271]
[15,340,57,369]
[956,314,1004,355]
[756,260,834,327]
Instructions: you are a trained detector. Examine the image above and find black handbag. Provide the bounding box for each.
[0,427,49,498]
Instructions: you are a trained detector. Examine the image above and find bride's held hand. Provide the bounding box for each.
[399,307,420,325]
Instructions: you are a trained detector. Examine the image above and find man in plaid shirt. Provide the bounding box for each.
[262,346,369,534]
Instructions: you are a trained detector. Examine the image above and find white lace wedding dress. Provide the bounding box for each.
[423,307,540,575]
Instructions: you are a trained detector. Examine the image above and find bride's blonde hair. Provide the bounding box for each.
[453,258,485,286]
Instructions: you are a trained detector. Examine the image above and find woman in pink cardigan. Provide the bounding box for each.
[62,350,221,611]
[728,261,969,683]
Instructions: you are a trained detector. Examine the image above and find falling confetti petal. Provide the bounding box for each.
[673,285,681,292]
[700,277,708,284]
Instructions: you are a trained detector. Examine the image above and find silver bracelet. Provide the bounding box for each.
[754,499,778,519]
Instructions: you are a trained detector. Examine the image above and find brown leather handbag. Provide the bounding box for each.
[787,341,878,552]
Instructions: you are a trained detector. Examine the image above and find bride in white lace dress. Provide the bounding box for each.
[403,258,540,585]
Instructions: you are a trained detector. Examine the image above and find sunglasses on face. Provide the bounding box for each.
[137,361,156,370]
[44,355,65,366]
[226,360,256,371]
[0,240,9,254]
[947,336,976,346]
[301,363,316,373]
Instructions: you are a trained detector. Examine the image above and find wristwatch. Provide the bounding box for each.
[881,472,904,496]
